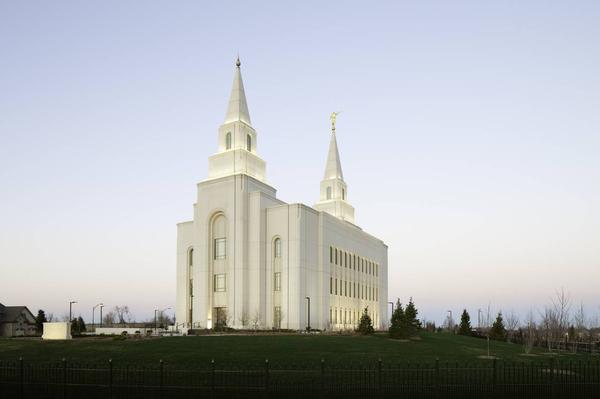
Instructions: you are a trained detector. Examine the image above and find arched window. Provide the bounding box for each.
[212,214,227,260]
[188,248,194,267]
[274,238,281,258]
[342,188,346,200]
[326,187,332,200]
[225,132,232,150]
[246,134,252,151]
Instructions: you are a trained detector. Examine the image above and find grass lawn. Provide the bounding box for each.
[0,332,594,366]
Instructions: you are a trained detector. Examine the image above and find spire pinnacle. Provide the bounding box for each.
[224,58,251,125]
[324,117,344,180]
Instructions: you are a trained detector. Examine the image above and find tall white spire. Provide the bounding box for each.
[207,58,266,183]
[313,113,355,223]
[224,57,252,125]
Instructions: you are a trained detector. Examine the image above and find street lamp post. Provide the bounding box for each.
[305,297,311,331]
[99,305,105,327]
[69,301,78,335]
[69,301,77,322]
[92,303,103,331]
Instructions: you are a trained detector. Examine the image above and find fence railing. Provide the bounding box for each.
[1,358,599,399]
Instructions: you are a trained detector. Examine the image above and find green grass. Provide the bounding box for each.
[0,332,594,366]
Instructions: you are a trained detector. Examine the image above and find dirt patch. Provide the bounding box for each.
[477,355,500,360]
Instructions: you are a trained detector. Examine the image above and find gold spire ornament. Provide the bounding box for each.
[330,111,341,132]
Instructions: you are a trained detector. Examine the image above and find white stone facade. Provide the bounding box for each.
[175,60,388,331]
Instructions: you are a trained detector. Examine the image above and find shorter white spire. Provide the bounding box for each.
[324,131,344,180]
[313,114,355,223]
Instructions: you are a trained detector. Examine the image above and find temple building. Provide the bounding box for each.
[175,59,388,331]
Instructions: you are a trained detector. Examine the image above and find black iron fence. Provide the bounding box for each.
[1,358,599,399]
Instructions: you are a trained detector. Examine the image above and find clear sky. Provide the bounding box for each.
[1,1,599,325]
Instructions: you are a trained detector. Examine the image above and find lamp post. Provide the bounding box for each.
[69,301,77,322]
[447,310,453,331]
[69,301,78,335]
[92,303,103,331]
[99,305,105,327]
[305,297,311,331]
[155,307,171,335]
[478,309,482,329]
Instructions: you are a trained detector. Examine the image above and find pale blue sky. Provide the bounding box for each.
[1,1,599,324]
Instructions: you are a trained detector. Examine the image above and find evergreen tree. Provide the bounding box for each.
[389,299,417,339]
[357,307,374,335]
[35,309,47,334]
[77,316,87,332]
[389,300,405,339]
[489,312,507,341]
[405,297,422,330]
[458,309,472,336]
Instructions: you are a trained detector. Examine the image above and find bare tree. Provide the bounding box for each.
[523,310,536,354]
[47,313,55,322]
[251,309,261,330]
[443,314,455,331]
[102,311,116,326]
[573,303,587,338]
[114,306,132,324]
[505,310,520,342]
[239,310,250,328]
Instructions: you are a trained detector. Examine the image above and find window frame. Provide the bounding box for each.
[214,237,226,260]
[213,273,226,292]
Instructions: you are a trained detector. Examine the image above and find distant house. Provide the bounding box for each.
[0,303,37,337]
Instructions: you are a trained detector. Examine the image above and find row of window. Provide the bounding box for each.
[329,277,378,301]
[211,237,282,261]
[329,246,379,276]
[225,132,252,152]
[325,187,346,200]
[330,307,378,326]
[212,272,281,294]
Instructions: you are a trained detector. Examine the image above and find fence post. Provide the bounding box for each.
[492,358,497,399]
[320,359,325,399]
[211,359,215,399]
[378,358,382,398]
[108,359,113,399]
[264,359,270,399]
[435,358,440,399]
[159,359,164,399]
[62,358,67,399]
[19,357,23,399]
[550,357,556,399]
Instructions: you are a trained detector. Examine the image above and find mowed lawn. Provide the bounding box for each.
[0,332,592,366]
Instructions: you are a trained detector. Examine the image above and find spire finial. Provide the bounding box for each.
[330,111,341,133]
[236,55,241,68]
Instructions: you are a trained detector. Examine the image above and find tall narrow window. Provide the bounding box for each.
[274,238,282,258]
[246,134,252,151]
[326,186,332,200]
[225,132,232,150]
[188,248,194,267]
[214,238,226,260]
[213,274,226,292]
[330,246,333,263]
[274,306,282,329]
[274,272,281,291]
[330,277,333,294]
[342,188,345,200]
